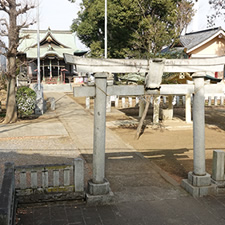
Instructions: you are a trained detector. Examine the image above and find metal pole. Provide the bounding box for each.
[37,0,41,91]
[34,0,44,115]
[104,0,107,59]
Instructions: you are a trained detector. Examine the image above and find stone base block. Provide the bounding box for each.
[188,172,211,187]
[87,179,110,195]
[211,179,225,188]
[162,109,173,120]
[181,179,216,197]
[181,174,216,197]
[211,179,225,195]
[86,189,114,205]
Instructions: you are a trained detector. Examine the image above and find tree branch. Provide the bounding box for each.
[16,3,35,16]
[16,19,35,33]
[0,0,10,14]
[0,39,8,53]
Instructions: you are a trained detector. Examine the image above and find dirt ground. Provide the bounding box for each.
[73,96,225,184]
[1,93,225,184]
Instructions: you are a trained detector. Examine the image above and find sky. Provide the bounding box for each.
[35,0,225,33]
[33,0,86,49]
[187,0,225,32]
[37,0,81,30]
[1,0,225,49]
[27,0,225,50]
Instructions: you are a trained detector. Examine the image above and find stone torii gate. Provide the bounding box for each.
[64,54,225,201]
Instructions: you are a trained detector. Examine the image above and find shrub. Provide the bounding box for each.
[16,87,36,117]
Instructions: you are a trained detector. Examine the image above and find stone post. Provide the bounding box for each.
[153,95,160,124]
[93,73,107,184]
[212,150,225,182]
[0,162,15,225]
[106,96,111,113]
[208,96,211,106]
[135,97,139,105]
[87,73,110,197]
[185,94,192,123]
[86,97,90,109]
[33,84,44,115]
[74,158,84,192]
[168,95,173,110]
[161,95,173,121]
[176,96,180,107]
[221,96,224,106]
[128,97,132,107]
[181,72,216,197]
[192,75,205,176]
[214,96,218,106]
[115,96,119,108]
[122,97,126,108]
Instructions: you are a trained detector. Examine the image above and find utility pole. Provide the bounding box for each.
[35,0,44,115]
[105,0,107,59]
[37,0,40,91]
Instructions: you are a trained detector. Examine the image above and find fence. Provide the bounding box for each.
[15,158,84,203]
[0,158,85,224]
[85,94,225,110]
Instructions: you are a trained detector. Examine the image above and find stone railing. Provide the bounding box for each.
[15,158,84,203]
[0,158,85,224]
[0,163,16,225]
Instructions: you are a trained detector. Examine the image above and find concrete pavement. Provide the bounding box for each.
[1,92,225,224]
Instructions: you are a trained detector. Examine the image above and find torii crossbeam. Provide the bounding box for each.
[64,54,225,202]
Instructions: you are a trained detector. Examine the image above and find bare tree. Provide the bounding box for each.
[207,0,225,27]
[0,0,35,123]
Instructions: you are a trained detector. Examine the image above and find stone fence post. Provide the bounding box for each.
[212,150,225,183]
[0,162,15,225]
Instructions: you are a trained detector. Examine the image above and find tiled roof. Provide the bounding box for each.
[180,27,224,52]
[18,28,84,59]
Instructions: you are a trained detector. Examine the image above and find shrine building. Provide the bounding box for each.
[17,27,87,84]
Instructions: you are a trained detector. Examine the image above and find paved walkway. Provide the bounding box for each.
[1,92,225,224]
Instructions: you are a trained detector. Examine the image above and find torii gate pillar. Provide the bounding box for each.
[86,73,113,203]
[181,72,216,197]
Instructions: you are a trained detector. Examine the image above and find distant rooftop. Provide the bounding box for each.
[18,27,87,59]
[180,27,225,53]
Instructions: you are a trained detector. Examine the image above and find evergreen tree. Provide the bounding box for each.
[70,0,194,59]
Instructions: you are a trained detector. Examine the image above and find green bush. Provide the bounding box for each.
[16,87,36,117]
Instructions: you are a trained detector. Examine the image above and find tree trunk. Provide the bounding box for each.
[135,95,150,140]
[3,76,17,123]
[2,0,18,124]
